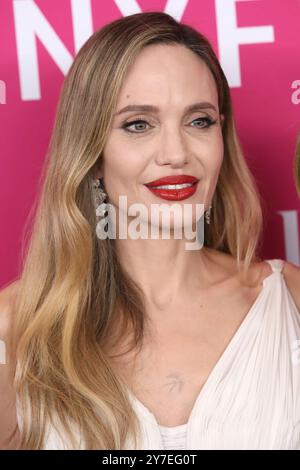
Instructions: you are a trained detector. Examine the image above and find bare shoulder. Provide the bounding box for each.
[282,260,300,313]
[246,259,300,314]
[0,279,21,450]
[203,249,300,312]
[0,280,20,340]
[252,258,300,313]
[204,247,272,285]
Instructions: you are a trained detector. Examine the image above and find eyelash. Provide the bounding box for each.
[121,116,217,133]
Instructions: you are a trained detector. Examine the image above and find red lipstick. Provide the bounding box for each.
[144,175,199,201]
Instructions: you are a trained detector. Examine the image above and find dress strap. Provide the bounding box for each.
[265,259,285,273]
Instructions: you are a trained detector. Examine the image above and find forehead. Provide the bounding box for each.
[116,43,219,110]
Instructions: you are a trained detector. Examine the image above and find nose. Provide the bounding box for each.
[155,126,189,168]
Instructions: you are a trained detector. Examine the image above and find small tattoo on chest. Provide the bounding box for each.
[163,373,184,393]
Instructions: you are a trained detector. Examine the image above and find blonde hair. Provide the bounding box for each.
[11,11,263,449]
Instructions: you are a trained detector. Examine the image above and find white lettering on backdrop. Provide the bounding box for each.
[12,0,275,100]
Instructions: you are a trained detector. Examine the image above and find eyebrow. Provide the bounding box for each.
[114,101,218,116]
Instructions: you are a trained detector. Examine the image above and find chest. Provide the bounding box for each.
[111,283,263,427]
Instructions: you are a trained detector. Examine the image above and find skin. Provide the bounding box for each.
[1,45,300,441]
[0,282,20,448]
[93,44,277,426]
[95,43,226,312]
[93,43,300,427]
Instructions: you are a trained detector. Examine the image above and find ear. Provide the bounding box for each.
[220,114,225,127]
[93,157,103,179]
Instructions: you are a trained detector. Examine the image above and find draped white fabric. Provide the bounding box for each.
[16,259,300,449]
[125,259,300,449]
[158,423,187,450]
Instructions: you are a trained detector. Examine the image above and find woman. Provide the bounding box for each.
[1,11,300,450]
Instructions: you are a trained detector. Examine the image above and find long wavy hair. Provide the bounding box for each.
[11,11,263,449]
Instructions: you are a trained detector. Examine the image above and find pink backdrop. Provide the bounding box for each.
[1,0,300,287]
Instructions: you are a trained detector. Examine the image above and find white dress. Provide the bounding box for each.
[16,259,300,449]
[158,423,187,450]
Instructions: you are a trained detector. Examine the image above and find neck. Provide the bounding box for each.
[115,235,213,310]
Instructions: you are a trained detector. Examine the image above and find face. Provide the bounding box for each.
[97,43,224,230]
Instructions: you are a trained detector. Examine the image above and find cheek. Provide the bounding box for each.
[102,143,142,185]
[213,142,224,170]
[201,134,224,173]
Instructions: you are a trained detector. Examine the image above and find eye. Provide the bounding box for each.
[121,116,217,134]
[191,117,217,129]
[122,118,151,133]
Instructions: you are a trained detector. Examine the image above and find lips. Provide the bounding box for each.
[144,174,199,201]
[145,174,198,187]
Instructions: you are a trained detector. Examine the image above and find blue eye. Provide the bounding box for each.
[122,116,217,133]
[123,119,150,133]
[191,117,217,128]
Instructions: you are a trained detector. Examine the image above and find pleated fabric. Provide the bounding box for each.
[125,259,300,449]
[16,259,300,449]
[158,423,187,450]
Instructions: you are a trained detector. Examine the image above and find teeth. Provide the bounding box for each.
[150,183,194,190]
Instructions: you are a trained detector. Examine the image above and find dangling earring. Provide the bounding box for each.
[204,204,212,225]
[93,177,108,217]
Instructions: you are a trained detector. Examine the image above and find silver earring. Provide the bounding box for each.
[93,178,108,217]
[204,205,212,225]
